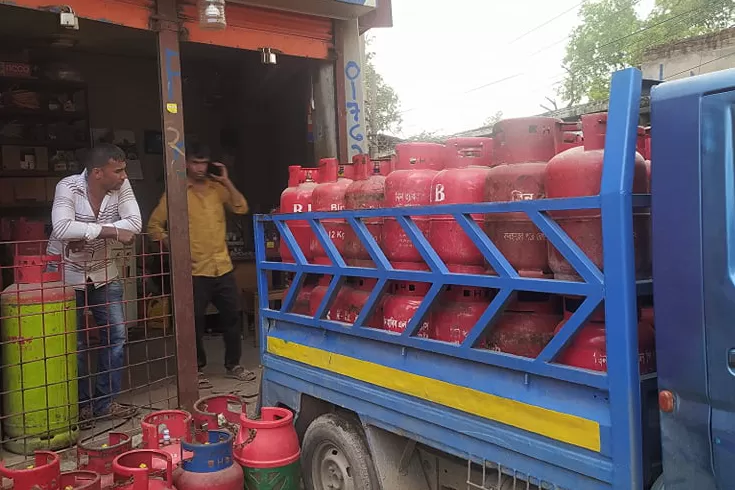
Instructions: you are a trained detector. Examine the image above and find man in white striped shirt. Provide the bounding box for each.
[48,143,142,425]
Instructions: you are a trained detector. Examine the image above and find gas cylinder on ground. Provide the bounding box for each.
[430,140,494,273]
[233,407,300,490]
[284,275,315,315]
[383,276,431,338]
[484,293,561,358]
[60,471,101,490]
[141,410,193,472]
[278,166,319,263]
[174,430,243,490]
[554,298,656,373]
[342,275,385,329]
[545,113,650,280]
[308,276,352,322]
[383,143,445,268]
[1,255,78,455]
[0,451,60,490]
[344,155,390,265]
[485,117,562,277]
[112,450,176,490]
[192,394,243,436]
[430,286,492,344]
[310,158,354,264]
[78,432,132,489]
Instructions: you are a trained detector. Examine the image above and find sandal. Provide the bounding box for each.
[198,372,213,389]
[226,365,257,382]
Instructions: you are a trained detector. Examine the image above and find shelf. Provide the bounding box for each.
[0,201,51,209]
[0,76,86,90]
[0,170,74,178]
[0,138,89,150]
[0,108,88,121]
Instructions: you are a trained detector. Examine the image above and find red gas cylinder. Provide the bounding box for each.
[484,293,561,358]
[112,450,176,490]
[430,286,492,344]
[383,143,445,268]
[444,137,494,168]
[430,148,493,273]
[279,166,319,263]
[174,431,243,490]
[308,276,352,322]
[0,451,60,490]
[78,432,133,489]
[344,156,390,265]
[382,279,431,338]
[485,117,562,277]
[141,411,193,471]
[545,113,650,280]
[233,407,301,485]
[192,394,244,436]
[640,295,655,329]
[310,158,354,264]
[342,276,385,329]
[10,218,47,256]
[284,277,315,315]
[60,471,101,490]
[554,300,656,373]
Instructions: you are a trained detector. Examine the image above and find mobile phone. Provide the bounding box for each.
[207,162,222,176]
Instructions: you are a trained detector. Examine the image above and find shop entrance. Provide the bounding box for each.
[0,2,325,463]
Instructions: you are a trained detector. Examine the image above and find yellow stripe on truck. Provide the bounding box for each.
[267,337,601,452]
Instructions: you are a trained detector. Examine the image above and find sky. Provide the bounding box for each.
[369,0,655,138]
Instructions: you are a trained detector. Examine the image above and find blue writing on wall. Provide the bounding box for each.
[165,48,181,100]
[345,60,365,155]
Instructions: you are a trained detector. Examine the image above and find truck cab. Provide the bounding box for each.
[652,68,735,490]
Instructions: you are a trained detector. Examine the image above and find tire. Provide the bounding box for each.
[301,413,380,490]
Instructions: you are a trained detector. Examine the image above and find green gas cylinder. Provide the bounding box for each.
[0,255,78,454]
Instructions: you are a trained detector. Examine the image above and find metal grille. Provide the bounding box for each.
[466,460,567,490]
[0,234,176,466]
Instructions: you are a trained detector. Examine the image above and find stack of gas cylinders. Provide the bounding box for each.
[0,396,301,490]
[279,112,656,374]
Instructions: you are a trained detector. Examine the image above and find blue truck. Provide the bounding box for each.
[252,67,735,490]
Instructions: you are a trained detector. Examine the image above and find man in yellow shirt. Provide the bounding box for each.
[148,142,254,387]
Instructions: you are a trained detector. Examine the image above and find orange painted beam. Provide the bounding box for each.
[180,2,333,60]
[4,0,154,31]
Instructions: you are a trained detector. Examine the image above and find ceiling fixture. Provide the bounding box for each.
[198,0,227,30]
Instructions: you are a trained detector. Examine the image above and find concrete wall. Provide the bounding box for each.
[641,28,735,81]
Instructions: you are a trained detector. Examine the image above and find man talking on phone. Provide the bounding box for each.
[148,142,254,388]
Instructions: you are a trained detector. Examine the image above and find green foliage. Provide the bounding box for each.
[364,38,403,136]
[560,0,735,104]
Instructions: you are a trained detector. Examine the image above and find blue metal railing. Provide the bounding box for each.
[254,68,650,489]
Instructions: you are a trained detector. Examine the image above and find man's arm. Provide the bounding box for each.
[211,162,249,215]
[51,179,116,241]
[111,180,143,233]
[147,194,169,243]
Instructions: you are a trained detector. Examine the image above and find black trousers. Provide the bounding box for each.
[193,272,242,371]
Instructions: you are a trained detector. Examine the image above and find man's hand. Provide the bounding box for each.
[209,162,230,184]
[66,240,86,257]
[117,228,136,245]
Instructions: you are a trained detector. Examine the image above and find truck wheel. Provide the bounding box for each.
[301,413,380,490]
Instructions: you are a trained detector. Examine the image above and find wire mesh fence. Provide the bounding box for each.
[0,233,176,467]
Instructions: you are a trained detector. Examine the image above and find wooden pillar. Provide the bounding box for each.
[154,0,198,410]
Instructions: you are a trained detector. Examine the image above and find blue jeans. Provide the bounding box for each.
[76,280,126,415]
